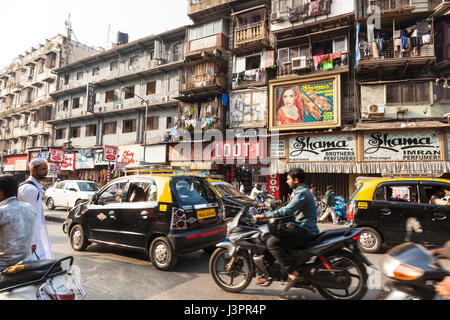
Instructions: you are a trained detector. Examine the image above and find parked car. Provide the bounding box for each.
[208,179,264,221]
[45,180,100,210]
[62,174,226,271]
[347,177,450,253]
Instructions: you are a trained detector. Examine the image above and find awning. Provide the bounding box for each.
[282,161,450,175]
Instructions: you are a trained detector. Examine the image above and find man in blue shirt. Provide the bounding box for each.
[253,168,318,292]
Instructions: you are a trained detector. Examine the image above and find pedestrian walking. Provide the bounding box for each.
[319,185,339,225]
[18,158,54,260]
[0,175,36,270]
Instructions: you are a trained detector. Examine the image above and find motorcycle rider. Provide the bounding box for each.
[249,183,265,201]
[253,168,319,292]
[0,176,36,271]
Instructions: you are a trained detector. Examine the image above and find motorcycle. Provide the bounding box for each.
[209,207,375,300]
[378,218,450,300]
[0,256,86,300]
[256,192,283,211]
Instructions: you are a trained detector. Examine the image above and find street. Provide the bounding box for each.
[45,208,390,301]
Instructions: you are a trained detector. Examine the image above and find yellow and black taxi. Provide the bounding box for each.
[208,179,262,221]
[62,174,226,271]
[347,177,450,253]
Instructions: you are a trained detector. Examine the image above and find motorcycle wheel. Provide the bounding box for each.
[316,251,368,300]
[209,248,253,293]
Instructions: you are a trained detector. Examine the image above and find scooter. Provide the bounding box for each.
[378,218,450,300]
[0,256,86,300]
[317,196,347,223]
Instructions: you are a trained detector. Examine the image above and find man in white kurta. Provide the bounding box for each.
[18,159,54,260]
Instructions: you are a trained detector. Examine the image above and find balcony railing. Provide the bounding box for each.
[235,22,267,46]
[277,52,349,77]
[430,0,450,10]
[359,0,413,18]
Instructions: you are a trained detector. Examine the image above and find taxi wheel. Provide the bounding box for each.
[70,225,88,251]
[357,227,382,253]
[149,237,178,271]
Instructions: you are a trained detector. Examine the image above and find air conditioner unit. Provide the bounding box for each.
[81,111,85,115]
[368,104,385,116]
[161,96,170,103]
[115,104,122,110]
[291,56,309,70]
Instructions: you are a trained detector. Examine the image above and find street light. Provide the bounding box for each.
[121,87,149,164]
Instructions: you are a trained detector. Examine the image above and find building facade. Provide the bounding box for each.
[0,34,98,180]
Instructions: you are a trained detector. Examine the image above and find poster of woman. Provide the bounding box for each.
[269,74,341,131]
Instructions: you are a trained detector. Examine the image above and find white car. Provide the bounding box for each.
[45,180,100,210]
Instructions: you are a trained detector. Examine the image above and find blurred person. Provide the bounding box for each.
[0,176,36,271]
[319,185,338,224]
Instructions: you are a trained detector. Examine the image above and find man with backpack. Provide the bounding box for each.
[18,158,53,260]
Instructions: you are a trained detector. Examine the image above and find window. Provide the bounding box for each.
[110,61,118,71]
[433,82,450,104]
[76,71,84,80]
[420,183,450,204]
[333,37,347,53]
[173,42,183,61]
[85,124,97,137]
[46,53,57,69]
[56,128,66,140]
[70,126,81,138]
[72,97,80,109]
[171,178,218,205]
[386,82,430,104]
[92,66,100,76]
[129,55,140,68]
[63,100,69,110]
[278,44,310,64]
[105,90,116,103]
[373,184,419,203]
[146,81,156,95]
[103,121,117,135]
[245,55,261,70]
[66,182,78,191]
[98,181,128,204]
[55,181,67,189]
[77,182,100,192]
[124,86,135,99]
[127,181,157,202]
[188,19,224,41]
[63,74,70,85]
[146,116,159,131]
[166,116,175,129]
[122,119,136,133]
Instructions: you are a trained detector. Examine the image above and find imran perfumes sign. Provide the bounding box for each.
[364,131,441,161]
[289,134,356,161]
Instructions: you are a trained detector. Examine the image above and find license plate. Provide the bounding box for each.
[197,208,216,220]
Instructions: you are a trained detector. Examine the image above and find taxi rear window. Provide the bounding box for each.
[172,178,218,205]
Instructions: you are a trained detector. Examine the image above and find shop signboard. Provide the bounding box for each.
[15,160,28,172]
[269,74,341,131]
[48,148,65,163]
[48,163,62,175]
[267,174,280,200]
[104,145,119,162]
[212,141,266,161]
[117,145,142,168]
[60,153,75,171]
[363,130,441,161]
[270,137,286,158]
[75,152,95,169]
[145,145,167,164]
[289,134,356,161]
[94,151,109,166]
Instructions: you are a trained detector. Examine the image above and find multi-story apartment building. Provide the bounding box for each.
[49,27,186,184]
[266,0,356,199]
[0,34,98,179]
[352,0,450,186]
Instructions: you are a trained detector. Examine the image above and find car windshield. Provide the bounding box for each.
[173,178,218,205]
[77,182,100,192]
[213,183,244,198]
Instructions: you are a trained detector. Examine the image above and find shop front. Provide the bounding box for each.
[2,155,28,182]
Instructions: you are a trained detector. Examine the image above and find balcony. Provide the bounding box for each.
[188,0,230,19]
[277,52,349,77]
[234,21,269,49]
[431,0,450,16]
[358,0,415,18]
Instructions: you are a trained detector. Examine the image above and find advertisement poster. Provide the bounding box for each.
[289,134,356,161]
[229,90,267,128]
[363,131,441,161]
[269,75,340,131]
[60,153,75,171]
[48,148,65,163]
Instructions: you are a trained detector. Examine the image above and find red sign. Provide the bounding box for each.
[267,174,280,200]
[104,145,118,162]
[60,153,75,171]
[212,141,265,160]
[48,149,64,163]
